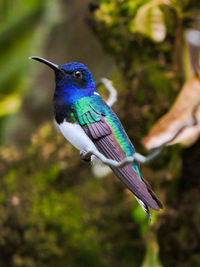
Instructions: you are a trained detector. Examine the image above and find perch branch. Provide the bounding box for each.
[81,146,163,169]
[97,78,118,107]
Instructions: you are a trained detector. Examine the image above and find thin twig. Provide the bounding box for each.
[81,146,163,169]
[98,78,118,107]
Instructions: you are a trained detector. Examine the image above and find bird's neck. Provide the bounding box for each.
[54,83,97,106]
[53,85,97,124]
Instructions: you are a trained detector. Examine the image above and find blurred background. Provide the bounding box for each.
[1,0,200,266]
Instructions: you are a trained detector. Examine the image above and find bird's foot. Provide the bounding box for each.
[80,151,91,162]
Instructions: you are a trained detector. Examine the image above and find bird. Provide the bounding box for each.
[30,56,163,220]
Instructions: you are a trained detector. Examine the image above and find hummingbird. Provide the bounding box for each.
[31,56,162,220]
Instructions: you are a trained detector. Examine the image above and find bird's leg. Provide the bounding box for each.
[80,146,163,168]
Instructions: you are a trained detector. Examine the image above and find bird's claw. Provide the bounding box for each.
[80,151,91,162]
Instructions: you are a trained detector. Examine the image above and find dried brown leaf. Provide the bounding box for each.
[143,77,200,149]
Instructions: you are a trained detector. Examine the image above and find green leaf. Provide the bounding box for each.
[130,2,166,42]
[0,94,21,116]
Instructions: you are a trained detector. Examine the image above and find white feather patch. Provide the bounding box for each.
[57,120,97,152]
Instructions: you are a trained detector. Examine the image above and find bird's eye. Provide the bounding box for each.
[73,70,82,79]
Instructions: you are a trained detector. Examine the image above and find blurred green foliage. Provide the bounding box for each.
[0,0,60,141]
[0,0,200,266]
[0,123,145,267]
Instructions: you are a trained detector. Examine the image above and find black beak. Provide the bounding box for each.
[30,56,60,71]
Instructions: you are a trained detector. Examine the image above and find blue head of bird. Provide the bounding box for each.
[30,56,97,106]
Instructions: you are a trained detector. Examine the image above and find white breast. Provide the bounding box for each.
[56,120,97,152]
